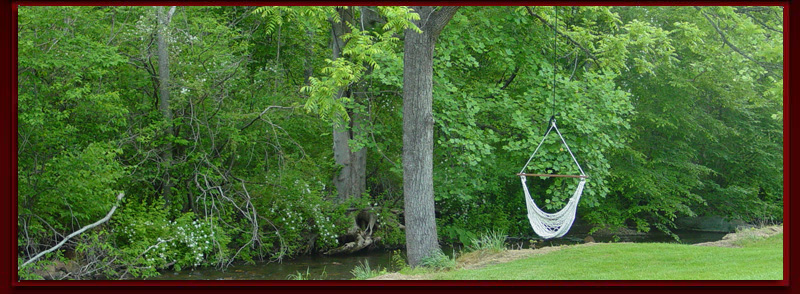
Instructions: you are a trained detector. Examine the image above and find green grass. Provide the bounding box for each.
[431,234,783,280]
[397,265,436,276]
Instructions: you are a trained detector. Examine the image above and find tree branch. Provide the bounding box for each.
[428,6,460,36]
[19,193,125,270]
[239,105,296,131]
[739,10,782,34]
[695,7,782,75]
[499,66,519,90]
[525,7,599,63]
[167,6,177,24]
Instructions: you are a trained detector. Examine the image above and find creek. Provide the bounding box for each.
[152,229,727,280]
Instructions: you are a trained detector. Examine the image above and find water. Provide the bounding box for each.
[152,249,396,280]
[152,230,727,280]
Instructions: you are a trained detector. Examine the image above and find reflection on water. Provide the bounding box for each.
[152,230,727,280]
[152,248,395,280]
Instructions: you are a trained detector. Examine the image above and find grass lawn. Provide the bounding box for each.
[430,234,783,280]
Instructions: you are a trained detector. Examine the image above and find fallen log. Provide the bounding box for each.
[19,192,125,270]
[324,233,381,255]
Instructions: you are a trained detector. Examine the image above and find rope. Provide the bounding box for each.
[518,6,586,240]
[518,120,586,239]
[520,123,554,174]
[520,119,584,176]
[551,6,558,121]
[553,121,586,176]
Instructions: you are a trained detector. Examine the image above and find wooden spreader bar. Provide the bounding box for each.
[517,173,589,179]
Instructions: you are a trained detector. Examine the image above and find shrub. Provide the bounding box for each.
[110,199,231,278]
[390,249,407,271]
[419,250,456,271]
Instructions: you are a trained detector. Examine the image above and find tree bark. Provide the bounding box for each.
[156,6,176,205]
[331,7,367,203]
[402,6,458,267]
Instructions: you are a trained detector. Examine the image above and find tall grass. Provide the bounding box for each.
[350,260,385,280]
[287,268,311,280]
[419,250,456,271]
[466,230,507,253]
[287,266,327,280]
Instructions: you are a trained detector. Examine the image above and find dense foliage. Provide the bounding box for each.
[17,6,782,279]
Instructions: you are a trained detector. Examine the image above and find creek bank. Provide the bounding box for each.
[674,216,754,233]
[693,225,783,248]
[369,225,783,280]
[29,259,82,280]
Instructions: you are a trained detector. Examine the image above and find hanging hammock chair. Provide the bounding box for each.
[518,6,588,240]
[518,117,587,239]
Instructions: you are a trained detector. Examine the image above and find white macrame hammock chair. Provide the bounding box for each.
[518,118,587,239]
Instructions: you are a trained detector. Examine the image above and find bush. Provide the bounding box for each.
[110,199,231,278]
[419,250,456,271]
[18,142,125,246]
[390,249,407,271]
[251,168,351,259]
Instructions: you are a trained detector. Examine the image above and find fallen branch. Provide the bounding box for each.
[324,232,380,255]
[19,192,125,270]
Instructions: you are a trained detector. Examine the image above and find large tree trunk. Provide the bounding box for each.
[156,6,176,205]
[332,115,367,203]
[402,6,458,267]
[331,7,367,202]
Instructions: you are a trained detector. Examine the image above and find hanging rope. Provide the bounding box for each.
[520,119,586,177]
[517,6,588,239]
[551,6,558,120]
[519,119,586,239]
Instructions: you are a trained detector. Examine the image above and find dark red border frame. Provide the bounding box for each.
[3,0,794,292]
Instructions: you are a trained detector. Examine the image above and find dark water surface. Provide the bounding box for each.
[152,230,727,280]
